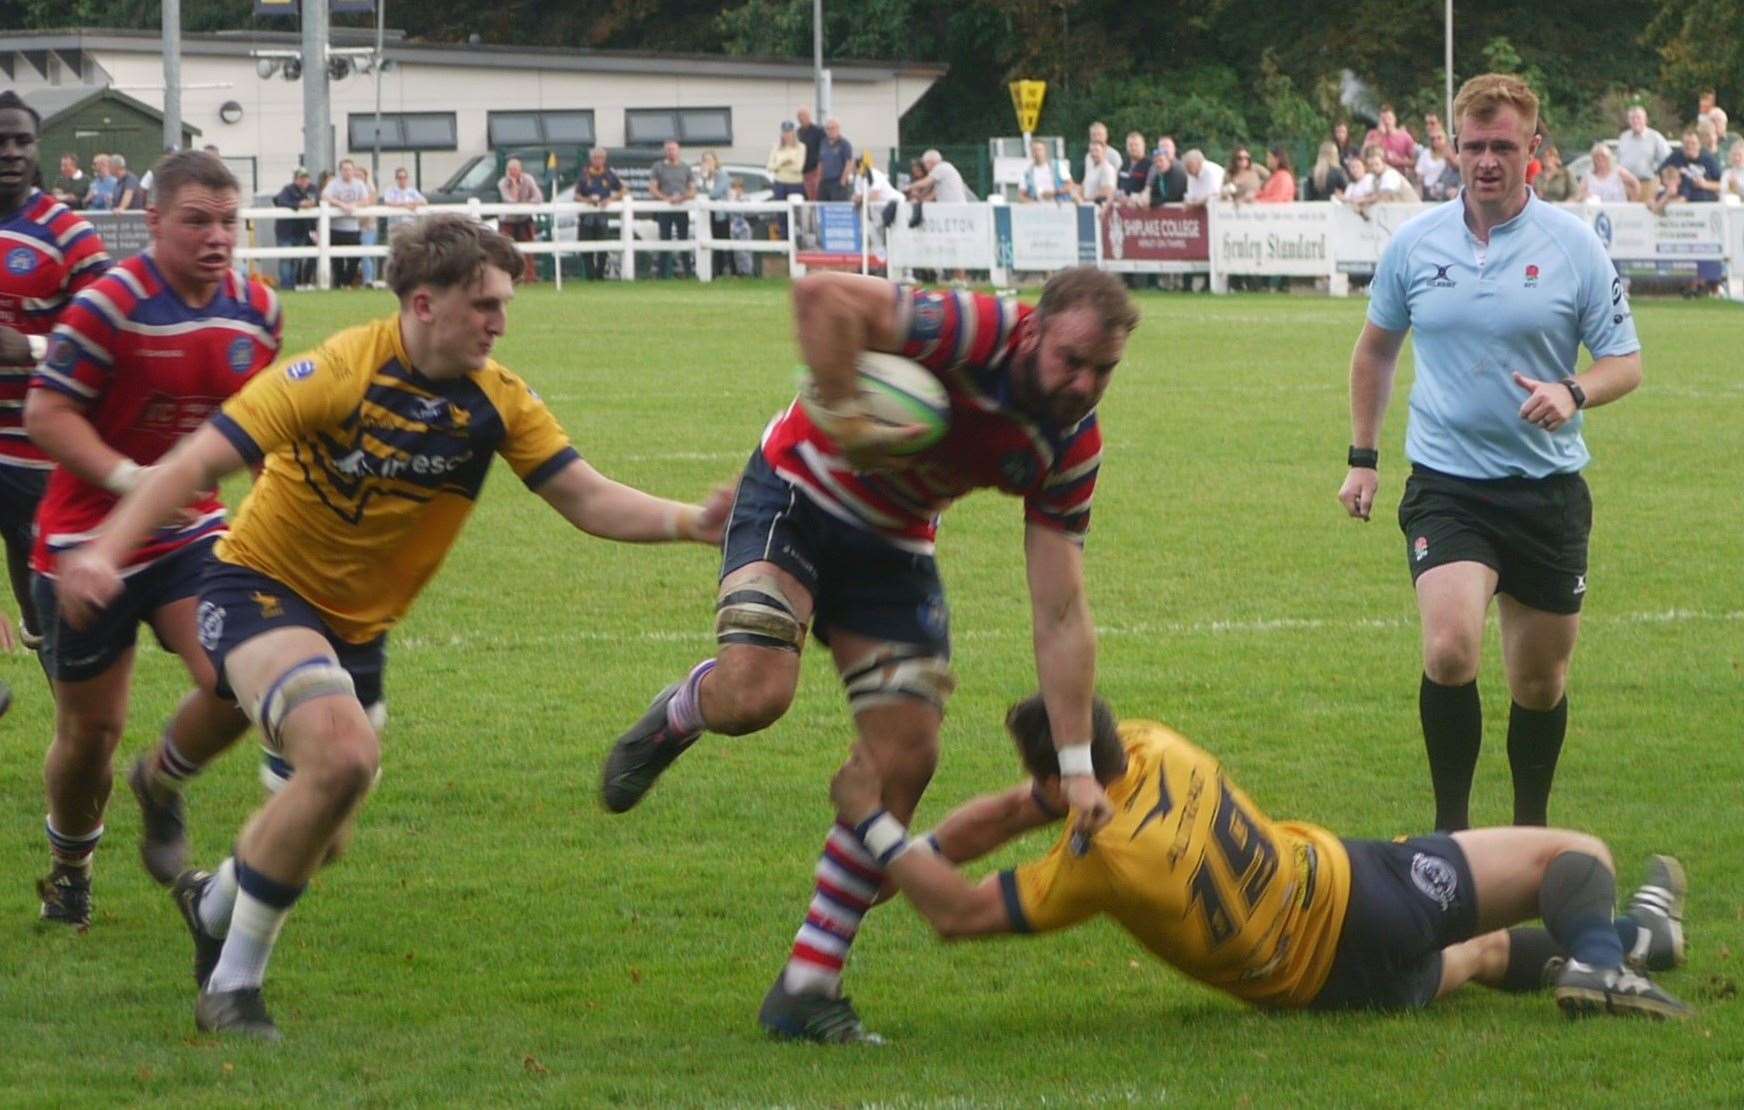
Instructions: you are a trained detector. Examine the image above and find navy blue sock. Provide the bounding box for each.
[1541,851,1624,969]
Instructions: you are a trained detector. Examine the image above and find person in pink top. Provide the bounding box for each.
[1364,104,1418,177]
[1256,147,1297,202]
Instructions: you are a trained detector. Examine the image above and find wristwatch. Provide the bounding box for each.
[1347,446,1379,469]
[1558,378,1587,409]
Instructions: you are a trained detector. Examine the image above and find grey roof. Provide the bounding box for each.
[19,84,201,135]
[1,28,947,83]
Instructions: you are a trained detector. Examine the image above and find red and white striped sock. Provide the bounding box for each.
[782,820,882,997]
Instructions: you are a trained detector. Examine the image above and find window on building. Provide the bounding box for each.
[487,110,596,148]
[625,108,732,147]
[347,112,458,152]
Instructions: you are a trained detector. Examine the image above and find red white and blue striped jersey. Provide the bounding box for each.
[759,286,1102,555]
[31,253,282,576]
[0,190,111,468]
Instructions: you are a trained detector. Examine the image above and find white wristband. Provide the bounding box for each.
[856,810,911,866]
[27,334,47,362]
[1056,743,1094,778]
[101,459,145,497]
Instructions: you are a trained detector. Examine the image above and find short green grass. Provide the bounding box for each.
[2,282,1740,1107]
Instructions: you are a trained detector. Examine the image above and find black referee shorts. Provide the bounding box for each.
[1398,464,1593,615]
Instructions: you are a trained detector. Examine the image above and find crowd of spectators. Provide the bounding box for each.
[48,151,144,210]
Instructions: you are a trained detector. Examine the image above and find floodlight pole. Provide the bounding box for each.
[162,0,182,151]
[813,0,826,119]
[372,0,386,184]
[1445,0,1454,126]
[303,0,332,178]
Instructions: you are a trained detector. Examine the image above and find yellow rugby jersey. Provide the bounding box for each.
[999,722,1352,1009]
[210,315,578,643]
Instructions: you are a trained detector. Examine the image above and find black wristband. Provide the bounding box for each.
[1347,446,1379,469]
[1559,378,1587,409]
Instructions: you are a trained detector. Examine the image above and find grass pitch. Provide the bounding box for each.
[3,281,1740,1106]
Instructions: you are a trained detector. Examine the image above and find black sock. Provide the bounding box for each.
[1420,675,1482,831]
[1541,851,1624,968]
[1500,926,1564,991]
[1507,697,1567,826]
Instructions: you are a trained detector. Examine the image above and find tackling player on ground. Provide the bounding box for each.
[56,214,730,1040]
[27,151,278,926]
[831,695,1690,1021]
[0,91,111,704]
[602,267,1137,1042]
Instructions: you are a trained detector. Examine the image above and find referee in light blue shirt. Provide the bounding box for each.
[1337,74,1641,834]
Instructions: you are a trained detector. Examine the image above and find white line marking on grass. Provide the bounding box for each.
[396,609,1742,651]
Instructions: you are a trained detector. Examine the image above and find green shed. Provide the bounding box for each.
[21,86,200,183]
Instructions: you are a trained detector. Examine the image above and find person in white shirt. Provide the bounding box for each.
[1181,150,1225,207]
[1576,143,1637,204]
[1019,140,1073,203]
[1615,107,1671,183]
[1084,121,1122,181]
[379,166,427,228]
[1345,146,1414,211]
[1720,141,1744,203]
[1080,140,1119,204]
[907,150,970,204]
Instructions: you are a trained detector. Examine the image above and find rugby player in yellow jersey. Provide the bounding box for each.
[830,695,1692,1022]
[53,214,730,1040]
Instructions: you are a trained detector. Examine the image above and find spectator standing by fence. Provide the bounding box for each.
[112,156,143,211]
[86,155,116,211]
[817,119,855,202]
[1085,121,1121,180]
[698,151,736,277]
[1663,129,1724,294]
[496,157,543,284]
[908,150,969,204]
[379,167,425,229]
[649,141,695,279]
[768,121,806,202]
[1117,132,1149,199]
[322,160,371,289]
[1417,132,1461,201]
[1180,150,1223,207]
[271,168,316,290]
[1534,146,1576,201]
[355,167,381,288]
[1365,106,1418,178]
[1332,121,1361,165]
[1081,140,1119,204]
[1255,147,1296,202]
[50,155,89,209]
[1616,107,1670,183]
[1720,141,1744,202]
[1302,143,1345,201]
[1020,140,1071,203]
[573,148,626,282]
[796,107,824,200]
[1146,148,1188,205]
[1577,144,1635,203]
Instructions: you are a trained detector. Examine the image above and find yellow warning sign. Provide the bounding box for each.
[1009,80,1047,135]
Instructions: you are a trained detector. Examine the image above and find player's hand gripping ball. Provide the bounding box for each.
[800,352,950,467]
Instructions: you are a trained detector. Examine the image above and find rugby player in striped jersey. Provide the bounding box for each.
[0,91,111,708]
[26,151,281,926]
[602,267,1139,1042]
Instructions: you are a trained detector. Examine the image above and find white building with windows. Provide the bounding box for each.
[0,27,945,196]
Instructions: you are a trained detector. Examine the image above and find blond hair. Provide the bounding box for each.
[1452,73,1540,137]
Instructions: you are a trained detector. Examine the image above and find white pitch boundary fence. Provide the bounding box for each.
[102,194,1744,298]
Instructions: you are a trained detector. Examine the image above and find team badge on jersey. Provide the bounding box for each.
[1523,264,1540,288]
[197,600,226,651]
[228,336,255,374]
[5,247,36,276]
[286,359,316,381]
[912,295,947,340]
[1410,851,1458,909]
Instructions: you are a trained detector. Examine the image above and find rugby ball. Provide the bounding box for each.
[803,351,950,456]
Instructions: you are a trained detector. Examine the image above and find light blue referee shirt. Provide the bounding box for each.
[1367,192,1638,479]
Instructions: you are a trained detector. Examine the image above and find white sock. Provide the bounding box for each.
[198,857,239,938]
[206,889,293,994]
